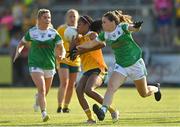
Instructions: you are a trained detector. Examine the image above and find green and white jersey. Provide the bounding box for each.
[96,23,142,67]
[22,26,62,69]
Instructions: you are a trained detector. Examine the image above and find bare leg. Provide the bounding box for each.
[134,77,158,98]
[103,71,126,106]
[84,73,104,104]
[64,72,78,107]
[45,77,53,96]
[93,71,126,121]
[57,68,69,109]
[31,72,46,111]
[76,75,88,110]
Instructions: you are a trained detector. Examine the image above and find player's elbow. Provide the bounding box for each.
[100,42,106,48]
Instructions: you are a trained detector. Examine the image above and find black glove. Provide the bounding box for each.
[67,46,78,61]
[133,21,143,28]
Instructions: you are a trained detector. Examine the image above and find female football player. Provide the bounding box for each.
[13,9,65,122]
[76,10,161,121]
[56,9,80,113]
[74,15,119,124]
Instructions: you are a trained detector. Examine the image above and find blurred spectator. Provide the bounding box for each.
[0,10,14,31]
[174,0,180,46]
[23,0,34,6]
[153,0,173,47]
[12,0,26,32]
[22,8,37,32]
[0,24,10,48]
[10,30,29,85]
[37,0,50,8]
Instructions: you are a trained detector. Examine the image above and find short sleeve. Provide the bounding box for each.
[22,31,31,43]
[121,23,130,34]
[54,33,63,45]
[96,32,105,42]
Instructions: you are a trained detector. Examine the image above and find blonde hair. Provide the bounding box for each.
[65,9,79,27]
[37,8,51,19]
[36,9,53,28]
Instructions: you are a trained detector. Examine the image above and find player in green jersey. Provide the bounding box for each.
[13,9,66,122]
[75,10,161,121]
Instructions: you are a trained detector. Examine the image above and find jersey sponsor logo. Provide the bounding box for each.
[37,44,51,48]
[29,27,56,42]
[32,34,38,39]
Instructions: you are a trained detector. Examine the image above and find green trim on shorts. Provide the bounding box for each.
[60,63,80,73]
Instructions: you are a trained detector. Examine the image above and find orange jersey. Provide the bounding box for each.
[79,31,107,72]
[57,24,80,66]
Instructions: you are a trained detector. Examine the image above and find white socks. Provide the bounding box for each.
[101,106,108,113]
[42,110,47,118]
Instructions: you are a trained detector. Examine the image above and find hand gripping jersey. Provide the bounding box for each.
[57,24,80,67]
[96,23,142,67]
[22,26,62,69]
[79,31,107,73]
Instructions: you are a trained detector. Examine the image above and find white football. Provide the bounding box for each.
[64,27,78,42]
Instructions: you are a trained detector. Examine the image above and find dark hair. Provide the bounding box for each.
[79,15,93,25]
[103,10,133,25]
[79,15,102,34]
[90,19,102,34]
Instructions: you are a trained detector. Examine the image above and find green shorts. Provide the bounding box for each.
[60,63,80,73]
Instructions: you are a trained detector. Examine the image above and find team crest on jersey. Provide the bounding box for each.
[48,34,52,37]
[112,33,116,38]
[118,31,121,35]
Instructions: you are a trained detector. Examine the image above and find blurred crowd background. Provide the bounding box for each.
[0,0,179,86]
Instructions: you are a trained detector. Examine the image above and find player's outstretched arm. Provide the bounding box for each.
[76,39,106,54]
[128,21,143,32]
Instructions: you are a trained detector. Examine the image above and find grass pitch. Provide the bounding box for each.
[0,87,180,126]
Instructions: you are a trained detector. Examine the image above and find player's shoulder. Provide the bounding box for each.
[49,27,58,33]
[57,24,67,31]
[87,31,98,40]
[29,26,38,32]
[119,22,129,28]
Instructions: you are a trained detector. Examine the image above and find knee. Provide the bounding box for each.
[76,85,83,97]
[68,82,75,89]
[60,81,68,88]
[107,83,117,93]
[38,88,46,96]
[84,87,93,97]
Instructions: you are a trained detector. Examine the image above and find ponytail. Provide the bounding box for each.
[103,10,133,25]
[113,10,133,24]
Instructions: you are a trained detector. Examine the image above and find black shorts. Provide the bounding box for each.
[83,68,107,84]
[60,63,80,73]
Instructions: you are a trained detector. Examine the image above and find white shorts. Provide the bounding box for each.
[114,58,147,81]
[29,67,56,78]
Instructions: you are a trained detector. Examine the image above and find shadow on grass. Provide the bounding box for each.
[15,121,118,126]
[123,110,180,114]
[0,121,11,124]
[5,116,180,126]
